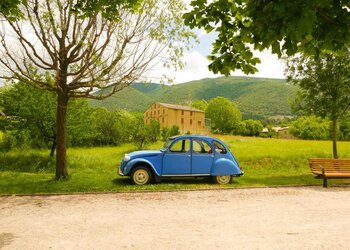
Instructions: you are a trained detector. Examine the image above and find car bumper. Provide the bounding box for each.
[118,165,125,176]
[234,172,244,177]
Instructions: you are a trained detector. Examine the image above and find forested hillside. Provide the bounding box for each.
[90,76,296,118]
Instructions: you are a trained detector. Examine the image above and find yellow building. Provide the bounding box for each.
[144,102,208,135]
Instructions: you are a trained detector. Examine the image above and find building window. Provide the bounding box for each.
[190,119,192,125]
[198,121,202,127]
[181,118,184,124]
[162,117,164,123]
[190,111,193,116]
[181,110,184,115]
[163,109,165,114]
[158,110,160,114]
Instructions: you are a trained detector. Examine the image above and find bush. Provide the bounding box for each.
[0,130,31,152]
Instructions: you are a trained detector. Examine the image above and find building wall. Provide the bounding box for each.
[144,103,208,135]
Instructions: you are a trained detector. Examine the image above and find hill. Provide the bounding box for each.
[90,76,296,118]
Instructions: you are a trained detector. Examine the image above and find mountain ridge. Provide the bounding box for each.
[90,76,296,119]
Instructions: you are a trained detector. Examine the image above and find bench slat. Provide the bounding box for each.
[309,158,350,187]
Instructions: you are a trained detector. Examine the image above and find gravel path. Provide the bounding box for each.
[1,186,350,249]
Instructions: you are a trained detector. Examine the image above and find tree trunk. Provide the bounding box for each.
[55,91,69,179]
[332,119,338,159]
[50,141,56,158]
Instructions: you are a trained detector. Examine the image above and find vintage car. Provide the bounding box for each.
[118,135,243,185]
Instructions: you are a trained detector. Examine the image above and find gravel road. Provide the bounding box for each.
[1,186,350,249]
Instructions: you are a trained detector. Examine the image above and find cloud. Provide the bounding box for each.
[163,51,218,83]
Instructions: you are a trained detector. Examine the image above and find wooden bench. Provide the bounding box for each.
[309,158,350,187]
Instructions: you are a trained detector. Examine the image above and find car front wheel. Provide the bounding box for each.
[213,175,232,184]
[131,166,152,185]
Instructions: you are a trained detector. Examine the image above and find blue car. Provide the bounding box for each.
[118,135,243,185]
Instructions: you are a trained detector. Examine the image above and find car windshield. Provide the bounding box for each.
[160,139,173,151]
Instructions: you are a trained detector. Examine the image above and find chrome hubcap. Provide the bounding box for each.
[133,169,149,185]
[217,175,230,184]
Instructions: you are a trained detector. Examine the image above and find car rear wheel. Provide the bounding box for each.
[131,166,152,185]
[213,175,232,184]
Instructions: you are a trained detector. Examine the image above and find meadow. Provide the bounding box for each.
[1,136,350,195]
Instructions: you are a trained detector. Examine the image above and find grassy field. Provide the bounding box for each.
[1,136,350,195]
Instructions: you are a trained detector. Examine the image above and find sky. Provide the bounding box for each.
[163,30,286,84]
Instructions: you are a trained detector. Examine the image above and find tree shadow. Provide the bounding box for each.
[0,233,18,249]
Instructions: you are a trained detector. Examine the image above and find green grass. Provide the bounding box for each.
[1,137,350,195]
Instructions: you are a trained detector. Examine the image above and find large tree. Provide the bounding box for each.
[286,52,350,158]
[206,96,241,134]
[184,0,350,75]
[0,0,192,179]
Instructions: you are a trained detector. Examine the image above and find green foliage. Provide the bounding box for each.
[206,97,241,134]
[287,51,350,157]
[0,0,22,20]
[91,76,295,118]
[290,116,330,140]
[72,0,141,20]
[191,99,208,111]
[0,83,96,151]
[339,118,350,141]
[160,127,170,141]
[169,125,180,137]
[287,52,350,120]
[184,0,350,75]
[148,119,161,142]
[239,119,263,137]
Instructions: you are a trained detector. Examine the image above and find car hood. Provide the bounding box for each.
[127,150,163,159]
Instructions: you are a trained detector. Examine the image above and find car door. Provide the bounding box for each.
[191,139,214,175]
[162,138,191,175]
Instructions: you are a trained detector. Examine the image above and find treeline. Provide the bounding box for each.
[1,84,350,155]
[195,97,350,140]
[0,83,180,154]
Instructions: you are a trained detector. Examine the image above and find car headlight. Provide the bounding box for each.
[123,154,131,162]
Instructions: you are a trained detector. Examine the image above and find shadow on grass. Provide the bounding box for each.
[112,176,221,186]
[0,152,55,173]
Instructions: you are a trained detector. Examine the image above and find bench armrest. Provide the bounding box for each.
[318,164,325,175]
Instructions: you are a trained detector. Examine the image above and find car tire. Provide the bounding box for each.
[131,166,152,185]
[213,175,232,184]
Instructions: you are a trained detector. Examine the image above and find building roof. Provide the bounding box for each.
[272,126,289,132]
[157,102,204,113]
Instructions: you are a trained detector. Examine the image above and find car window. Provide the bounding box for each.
[193,140,212,154]
[213,141,227,154]
[169,139,190,153]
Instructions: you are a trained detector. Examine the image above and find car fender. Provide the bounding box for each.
[211,158,241,176]
[124,158,160,176]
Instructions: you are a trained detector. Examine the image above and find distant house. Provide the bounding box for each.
[0,110,5,118]
[272,127,292,139]
[261,127,292,139]
[144,102,209,134]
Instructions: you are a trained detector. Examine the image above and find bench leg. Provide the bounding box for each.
[323,177,328,188]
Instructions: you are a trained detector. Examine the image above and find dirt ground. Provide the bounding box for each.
[1,186,350,250]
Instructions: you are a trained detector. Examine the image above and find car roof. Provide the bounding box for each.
[169,135,219,141]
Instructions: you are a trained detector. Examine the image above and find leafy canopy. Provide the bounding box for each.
[287,51,350,121]
[184,0,350,75]
[206,96,241,134]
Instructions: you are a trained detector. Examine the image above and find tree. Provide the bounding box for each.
[206,96,241,134]
[289,116,330,140]
[240,119,263,137]
[0,0,192,179]
[191,99,208,111]
[286,52,350,158]
[184,0,350,75]
[0,82,94,156]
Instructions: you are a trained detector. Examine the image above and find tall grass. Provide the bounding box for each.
[1,137,350,195]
